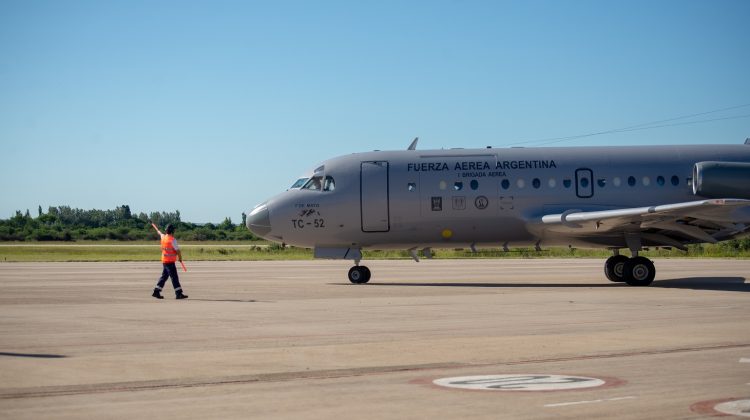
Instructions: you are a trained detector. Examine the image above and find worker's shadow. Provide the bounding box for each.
[651,277,749,292]
[0,352,66,358]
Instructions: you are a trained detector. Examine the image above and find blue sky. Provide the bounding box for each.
[1,0,749,222]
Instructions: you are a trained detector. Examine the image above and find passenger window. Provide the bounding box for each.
[532,178,541,189]
[657,176,665,186]
[517,179,526,189]
[642,176,651,186]
[671,175,680,186]
[302,176,323,191]
[323,176,335,191]
[563,179,572,188]
[439,181,447,190]
[408,183,416,192]
[597,179,606,188]
[470,180,479,190]
[613,177,622,187]
[454,182,463,191]
[628,176,636,187]
[548,178,556,188]
[501,179,510,190]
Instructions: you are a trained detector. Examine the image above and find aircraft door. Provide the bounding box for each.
[361,161,390,232]
[575,168,594,198]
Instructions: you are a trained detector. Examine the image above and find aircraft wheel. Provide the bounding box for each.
[604,255,629,282]
[361,266,371,283]
[623,257,655,286]
[348,266,371,284]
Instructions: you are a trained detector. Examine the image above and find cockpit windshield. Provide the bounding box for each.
[301,175,335,192]
[302,176,322,190]
[289,178,309,189]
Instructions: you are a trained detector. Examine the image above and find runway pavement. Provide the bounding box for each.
[0,259,749,419]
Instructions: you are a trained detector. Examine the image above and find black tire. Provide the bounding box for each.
[348,266,370,284]
[604,255,629,282]
[623,257,655,286]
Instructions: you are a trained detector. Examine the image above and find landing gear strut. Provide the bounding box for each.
[348,265,371,284]
[604,253,655,286]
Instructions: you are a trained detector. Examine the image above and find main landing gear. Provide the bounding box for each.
[604,253,655,286]
[348,265,371,284]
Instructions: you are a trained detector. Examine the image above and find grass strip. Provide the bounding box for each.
[0,243,749,262]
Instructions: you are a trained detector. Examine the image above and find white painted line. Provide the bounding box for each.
[434,374,605,391]
[740,358,750,363]
[714,399,750,417]
[545,396,636,408]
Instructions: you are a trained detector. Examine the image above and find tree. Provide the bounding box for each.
[218,217,234,230]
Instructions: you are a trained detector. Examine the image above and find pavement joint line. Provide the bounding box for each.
[0,363,466,400]
[740,358,750,363]
[1,342,748,400]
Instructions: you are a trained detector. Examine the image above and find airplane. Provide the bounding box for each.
[246,138,750,286]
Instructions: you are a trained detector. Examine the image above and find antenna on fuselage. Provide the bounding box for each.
[407,137,419,150]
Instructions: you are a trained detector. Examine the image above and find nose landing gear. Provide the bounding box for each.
[348,266,371,284]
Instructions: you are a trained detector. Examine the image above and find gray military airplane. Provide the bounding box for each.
[247,138,750,286]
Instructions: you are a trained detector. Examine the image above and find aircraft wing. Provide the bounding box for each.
[538,199,750,249]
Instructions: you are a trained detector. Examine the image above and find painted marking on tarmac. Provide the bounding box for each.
[432,374,605,391]
[714,399,750,417]
[544,396,636,408]
[740,358,750,363]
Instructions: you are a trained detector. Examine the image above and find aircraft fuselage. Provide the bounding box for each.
[251,144,750,249]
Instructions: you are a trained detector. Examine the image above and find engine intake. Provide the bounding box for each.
[692,161,750,199]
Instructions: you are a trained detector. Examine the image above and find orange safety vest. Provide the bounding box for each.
[161,234,178,263]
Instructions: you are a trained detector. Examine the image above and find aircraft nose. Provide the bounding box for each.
[246,202,272,238]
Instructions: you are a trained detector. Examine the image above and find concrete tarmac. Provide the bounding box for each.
[0,259,749,419]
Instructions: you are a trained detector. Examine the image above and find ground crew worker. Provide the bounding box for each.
[152,223,188,299]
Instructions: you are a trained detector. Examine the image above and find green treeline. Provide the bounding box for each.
[0,205,257,242]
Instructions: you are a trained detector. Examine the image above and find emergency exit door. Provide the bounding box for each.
[361,161,390,232]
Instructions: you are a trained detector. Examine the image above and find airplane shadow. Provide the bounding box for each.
[332,277,748,292]
[188,298,261,303]
[651,277,749,292]
[334,282,622,288]
[0,352,67,359]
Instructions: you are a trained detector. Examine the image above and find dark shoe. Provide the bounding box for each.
[152,289,164,299]
[176,293,188,300]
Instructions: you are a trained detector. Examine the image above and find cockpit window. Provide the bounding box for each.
[299,175,335,192]
[290,178,309,189]
[302,176,323,191]
[323,176,335,192]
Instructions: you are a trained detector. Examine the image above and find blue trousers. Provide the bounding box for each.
[155,263,183,295]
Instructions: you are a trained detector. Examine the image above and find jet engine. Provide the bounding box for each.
[692,161,750,199]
